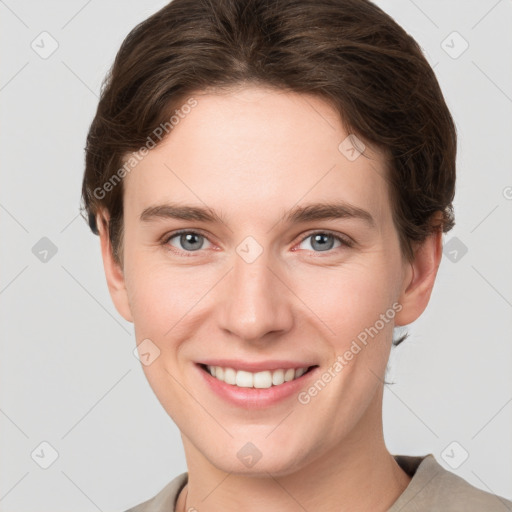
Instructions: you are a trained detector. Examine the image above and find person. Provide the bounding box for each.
[80,0,512,510]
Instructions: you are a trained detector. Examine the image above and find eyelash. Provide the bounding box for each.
[161,229,354,257]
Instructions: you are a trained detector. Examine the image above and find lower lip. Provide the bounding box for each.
[195,364,319,409]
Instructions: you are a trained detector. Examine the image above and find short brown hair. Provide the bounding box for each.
[81,0,456,268]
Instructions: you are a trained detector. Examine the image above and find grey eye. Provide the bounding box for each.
[298,233,344,252]
[168,232,211,252]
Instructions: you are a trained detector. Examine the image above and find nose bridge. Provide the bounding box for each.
[219,244,293,341]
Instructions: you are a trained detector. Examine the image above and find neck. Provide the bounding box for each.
[177,394,411,512]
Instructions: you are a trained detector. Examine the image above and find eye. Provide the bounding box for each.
[296,231,353,252]
[162,229,353,256]
[164,230,213,254]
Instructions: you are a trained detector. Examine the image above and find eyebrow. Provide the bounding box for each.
[140,201,375,228]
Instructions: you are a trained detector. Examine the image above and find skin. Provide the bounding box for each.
[97,85,443,512]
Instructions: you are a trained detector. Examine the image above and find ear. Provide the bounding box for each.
[96,211,133,323]
[394,221,443,327]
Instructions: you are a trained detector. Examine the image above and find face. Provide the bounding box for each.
[99,85,438,476]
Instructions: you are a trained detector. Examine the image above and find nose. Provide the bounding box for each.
[217,249,294,343]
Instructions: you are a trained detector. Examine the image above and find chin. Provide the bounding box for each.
[198,436,311,478]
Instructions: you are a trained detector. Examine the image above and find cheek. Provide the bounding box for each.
[289,258,398,344]
[126,260,205,339]
[123,254,208,415]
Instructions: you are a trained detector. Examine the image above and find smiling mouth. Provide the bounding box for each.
[198,363,318,389]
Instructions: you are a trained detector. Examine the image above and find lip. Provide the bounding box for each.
[196,359,316,373]
[195,363,319,409]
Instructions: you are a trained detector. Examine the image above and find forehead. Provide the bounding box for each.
[123,86,391,226]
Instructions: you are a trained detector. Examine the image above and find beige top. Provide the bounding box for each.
[125,454,512,511]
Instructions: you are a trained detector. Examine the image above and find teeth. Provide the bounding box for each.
[205,365,310,388]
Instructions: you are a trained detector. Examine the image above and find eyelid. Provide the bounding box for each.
[162,228,211,243]
[293,229,354,250]
[162,228,216,256]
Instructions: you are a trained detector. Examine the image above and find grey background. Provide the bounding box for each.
[1,0,511,510]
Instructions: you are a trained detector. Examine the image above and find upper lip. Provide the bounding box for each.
[197,359,317,373]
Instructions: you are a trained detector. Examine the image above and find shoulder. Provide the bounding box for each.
[123,472,188,512]
[390,454,512,512]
